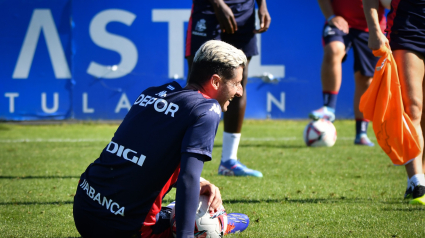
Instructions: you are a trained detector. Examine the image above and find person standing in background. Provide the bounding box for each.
[363,0,425,204]
[310,0,389,146]
[185,0,271,177]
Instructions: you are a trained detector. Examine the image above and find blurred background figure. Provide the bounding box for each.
[364,0,425,205]
[185,0,271,177]
[310,0,389,146]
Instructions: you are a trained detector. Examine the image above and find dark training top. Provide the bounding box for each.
[74,81,221,235]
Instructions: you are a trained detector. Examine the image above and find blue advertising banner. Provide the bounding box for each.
[0,0,73,120]
[0,0,362,120]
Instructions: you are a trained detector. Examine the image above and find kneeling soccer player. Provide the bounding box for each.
[73,40,250,238]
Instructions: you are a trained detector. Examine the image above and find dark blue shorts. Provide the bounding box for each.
[387,0,425,57]
[73,196,173,238]
[185,1,258,58]
[322,24,379,77]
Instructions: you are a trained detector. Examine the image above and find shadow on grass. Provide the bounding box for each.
[222,197,402,205]
[0,201,73,206]
[0,175,80,179]
[381,207,425,211]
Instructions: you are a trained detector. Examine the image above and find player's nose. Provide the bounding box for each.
[235,85,243,97]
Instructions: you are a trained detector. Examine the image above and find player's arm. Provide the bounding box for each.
[254,0,271,33]
[175,153,204,238]
[208,0,238,34]
[175,153,222,237]
[317,0,349,34]
[363,0,389,50]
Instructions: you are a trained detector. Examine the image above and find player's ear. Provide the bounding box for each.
[210,74,221,90]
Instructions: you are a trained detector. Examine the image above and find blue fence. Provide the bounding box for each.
[0,0,361,120]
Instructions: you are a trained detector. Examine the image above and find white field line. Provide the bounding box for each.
[0,138,108,143]
[0,137,372,143]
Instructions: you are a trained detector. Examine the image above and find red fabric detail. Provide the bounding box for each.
[185,4,194,58]
[225,223,236,235]
[143,165,180,226]
[386,0,401,42]
[332,0,386,32]
[140,225,173,238]
[198,90,211,99]
[323,91,338,95]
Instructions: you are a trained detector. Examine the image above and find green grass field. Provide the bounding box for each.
[0,120,424,237]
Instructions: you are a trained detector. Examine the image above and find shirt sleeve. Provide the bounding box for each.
[180,101,221,161]
[175,152,205,238]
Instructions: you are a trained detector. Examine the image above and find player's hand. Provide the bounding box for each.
[368,30,390,51]
[253,2,271,33]
[328,16,349,34]
[212,0,238,34]
[200,181,222,212]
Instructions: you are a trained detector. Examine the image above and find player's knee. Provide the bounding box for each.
[323,49,345,63]
[323,44,345,62]
[405,103,423,123]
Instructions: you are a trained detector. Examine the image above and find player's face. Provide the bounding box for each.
[217,67,243,112]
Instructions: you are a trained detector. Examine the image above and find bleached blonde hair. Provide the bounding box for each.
[193,40,247,68]
[188,40,247,85]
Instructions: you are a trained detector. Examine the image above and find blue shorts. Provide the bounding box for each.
[322,24,379,77]
[185,1,258,58]
[387,0,425,57]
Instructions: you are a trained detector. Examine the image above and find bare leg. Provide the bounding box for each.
[393,50,425,178]
[309,41,346,121]
[422,112,425,172]
[321,41,346,92]
[353,71,372,119]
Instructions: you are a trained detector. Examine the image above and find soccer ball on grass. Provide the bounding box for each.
[170,195,227,238]
[303,119,337,147]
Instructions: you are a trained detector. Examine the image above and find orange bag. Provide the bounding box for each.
[359,46,421,165]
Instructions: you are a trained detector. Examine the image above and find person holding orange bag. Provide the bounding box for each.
[360,46,421,167]
[363,0,425,205]
[310,0,390,146]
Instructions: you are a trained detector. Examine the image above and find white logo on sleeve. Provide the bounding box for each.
[167,85,175,90]
[156,91,167,97]
[209,104,221,115]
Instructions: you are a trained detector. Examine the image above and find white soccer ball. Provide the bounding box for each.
[303,119,337,147]
[170,195,227,238]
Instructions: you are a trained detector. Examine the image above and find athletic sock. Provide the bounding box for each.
[166,201,175,209]
[221,132,241,163]
[355,119,369,136]
[323,91,338,110]
[407,176,412,189]
[410,174,425,187]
